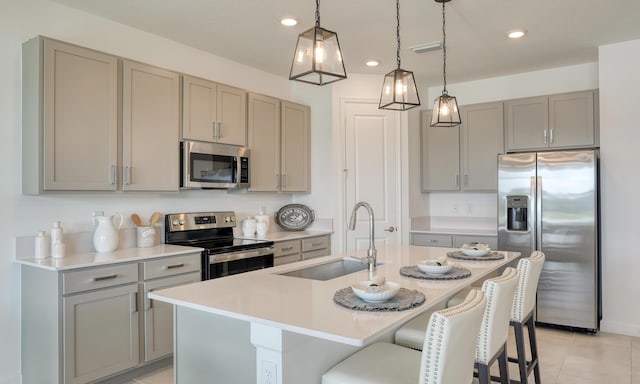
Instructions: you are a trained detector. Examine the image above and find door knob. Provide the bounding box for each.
[384,226,397,233]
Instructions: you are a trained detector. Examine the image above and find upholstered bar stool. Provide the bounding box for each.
[394,268,519,384]
[322,289,486,384]
[506,251,545,384]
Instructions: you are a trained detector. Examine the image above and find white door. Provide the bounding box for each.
[344,100,401,252]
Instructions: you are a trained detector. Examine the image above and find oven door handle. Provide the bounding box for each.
[209,247,274,264]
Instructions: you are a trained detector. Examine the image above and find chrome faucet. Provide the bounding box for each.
[348,201,377,272]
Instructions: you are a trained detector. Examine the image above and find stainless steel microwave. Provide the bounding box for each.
[180,140,250,189]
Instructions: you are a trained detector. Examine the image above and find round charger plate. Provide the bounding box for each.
[400,266,472,280]
[333,287,425,312]
[275,204,315,231]
[446,251,504,261]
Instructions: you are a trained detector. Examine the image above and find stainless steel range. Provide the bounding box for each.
[164,211,274,280]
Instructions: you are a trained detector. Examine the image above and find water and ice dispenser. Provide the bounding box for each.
[506,195,528,231]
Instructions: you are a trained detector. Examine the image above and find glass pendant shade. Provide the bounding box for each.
[430,92,461,127]
[289,26,347,86]
[379,68,420,110]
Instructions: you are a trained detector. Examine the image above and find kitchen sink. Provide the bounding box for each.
[278,258,381,281]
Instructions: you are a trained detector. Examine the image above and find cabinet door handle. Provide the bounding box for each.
[145,289,153,310]
[166,263,185,269]
[131,292,138,313]
[123,166,131,185]
[276,174,281,189]
[455,174,459,187]
[217,122,222,139]
[550,128,554,143]
[93,274,118,282]
[109,165,116,185]
[212,122,217,138]
[282,174,287,188]
[543,130,548,144]
[464,174,468,186]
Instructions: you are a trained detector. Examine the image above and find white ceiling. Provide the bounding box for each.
[52,0,640,87]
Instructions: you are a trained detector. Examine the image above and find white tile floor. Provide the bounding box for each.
[127,327,640,384]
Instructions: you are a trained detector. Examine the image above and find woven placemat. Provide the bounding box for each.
[333,287,425,312]
[446,251,504,261]
[400,265,471,280]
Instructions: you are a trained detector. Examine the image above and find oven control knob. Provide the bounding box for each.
[230,216,235,222]
[172,219,180,227]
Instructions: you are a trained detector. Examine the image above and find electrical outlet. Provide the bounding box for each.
[261,360,277,384]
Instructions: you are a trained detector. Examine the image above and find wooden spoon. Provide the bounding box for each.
[149,211,162,227]
[131,214,143,227]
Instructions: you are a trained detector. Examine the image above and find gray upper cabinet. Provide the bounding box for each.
[248,95,311,193]
[460,102,504,191]
[248,93,281,191]
[421,110,460,191]
[422,102,504,192]
[182,75,247,146]
[122,60,180,191]
[281,101,311,192]
[505,90,597,152]
[22,37,119,194]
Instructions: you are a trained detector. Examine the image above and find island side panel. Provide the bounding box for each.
[174,306,256,383]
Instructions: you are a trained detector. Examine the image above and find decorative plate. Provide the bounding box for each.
[275,204,315,231]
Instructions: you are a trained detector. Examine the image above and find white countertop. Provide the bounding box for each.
[149,244,519,346]
[235,230,332,242]
[15,244,203,271]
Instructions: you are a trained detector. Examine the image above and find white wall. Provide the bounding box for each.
[0,1,332,382]
[598,39,640,336]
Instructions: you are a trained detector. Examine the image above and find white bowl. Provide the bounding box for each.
[351,281,400,303]
[417,260,453,275]
[461,243,491,257]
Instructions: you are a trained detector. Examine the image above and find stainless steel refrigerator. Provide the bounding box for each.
[498,149,600,332]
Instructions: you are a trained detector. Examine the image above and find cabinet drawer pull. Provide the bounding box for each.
[166,263,185,269]
[426,239,438,244]
[92,274,118,282]
[281,246,294,251]
[311,242,323,247]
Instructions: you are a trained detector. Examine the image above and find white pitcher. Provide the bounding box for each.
[93,213,124,252]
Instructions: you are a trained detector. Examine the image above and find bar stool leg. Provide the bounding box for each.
[512,320,528,384]
[526,316,541,384]
[497,347,510,384]
[476,362,491,384]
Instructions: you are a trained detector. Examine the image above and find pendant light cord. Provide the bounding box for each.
[396,0,401,68]
[315,0,321,27]
[441,0,448,93]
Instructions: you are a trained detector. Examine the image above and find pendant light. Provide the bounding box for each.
[289,0,347,86]
[379,0,420,111]
[431,0,461,127]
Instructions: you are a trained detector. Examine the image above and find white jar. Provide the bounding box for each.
[255,214,270,236]
[242,218,257,237]
[35,231,48,259]
[136,226,156,248]
[52,239,66,259]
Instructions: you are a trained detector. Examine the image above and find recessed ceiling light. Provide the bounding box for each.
[508,30,527,39]
[280,17,298,27]
[366,60,380,67]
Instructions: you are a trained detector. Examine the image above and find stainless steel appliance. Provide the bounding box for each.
[498,150,600,332]
[180,140,250,189]
[164,211,274,280]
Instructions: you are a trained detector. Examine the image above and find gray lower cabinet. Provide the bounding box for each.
[411,233,498,249]
[273,235,331,265]
[21,252,201,384]
[141,254,200,362]
[63,274,139,384]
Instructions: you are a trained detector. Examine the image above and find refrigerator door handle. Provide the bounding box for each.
[529,176,537,251]
[536,176,543,251]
